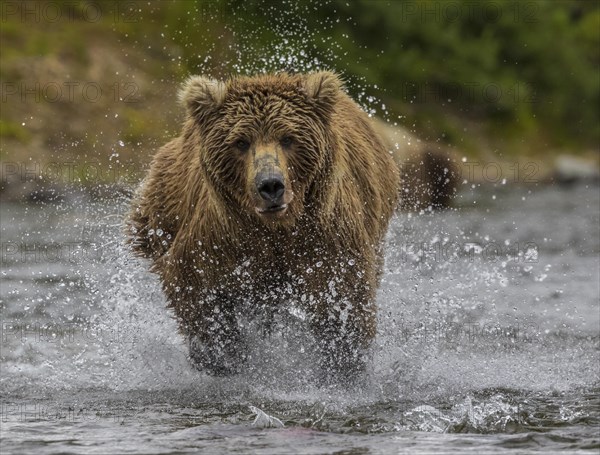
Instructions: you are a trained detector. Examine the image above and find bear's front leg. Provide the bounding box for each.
[310,289,377,385]
[185,299,248,376]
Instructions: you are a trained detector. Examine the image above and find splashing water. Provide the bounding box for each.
[1,1,598,452]
[1,183,598,453]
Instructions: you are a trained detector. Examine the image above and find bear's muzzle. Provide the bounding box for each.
[252,150,293,217]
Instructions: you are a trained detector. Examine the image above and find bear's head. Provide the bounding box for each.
[179,72,342,226]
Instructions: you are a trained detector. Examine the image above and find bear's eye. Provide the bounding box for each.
[280,136,294,148]
[235,139,250,152]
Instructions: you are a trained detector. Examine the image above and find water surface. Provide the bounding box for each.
[1,183,598,454]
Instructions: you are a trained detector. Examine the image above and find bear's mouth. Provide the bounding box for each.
[256,204,288,215]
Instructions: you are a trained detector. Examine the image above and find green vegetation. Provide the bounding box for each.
[0,120,30,144]
[1,0,598,179]
[211,0,599,152]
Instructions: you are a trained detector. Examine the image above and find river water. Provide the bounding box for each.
[1,182,598,454]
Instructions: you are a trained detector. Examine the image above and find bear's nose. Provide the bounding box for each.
[257,176,285,203]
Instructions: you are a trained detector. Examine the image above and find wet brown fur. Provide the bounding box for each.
[371,118,460,212]
[127,72,399,378]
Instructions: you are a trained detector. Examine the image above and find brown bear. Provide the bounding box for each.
[127,72,399,382]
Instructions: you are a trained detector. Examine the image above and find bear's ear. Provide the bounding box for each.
[303,71,343,108]
[179,76,227,119]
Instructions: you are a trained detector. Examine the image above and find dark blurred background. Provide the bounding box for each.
[1,0,598,196]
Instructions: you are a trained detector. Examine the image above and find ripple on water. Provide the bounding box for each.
[0,185,598,454]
